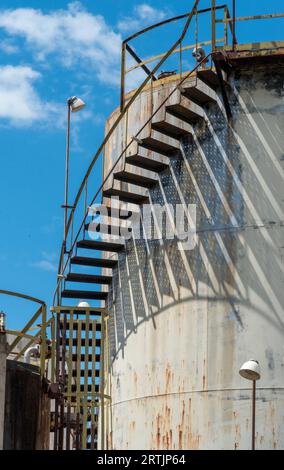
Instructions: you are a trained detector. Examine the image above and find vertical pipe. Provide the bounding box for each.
[211,0,216,51]
[76,320,82,449]
[224,7,228,47]
[64,103,71,246]
[66,311,73,450]
[82,311,90,449]
[54,312,61,450]
[179,40,182,80]
[91,320,97,450]
[232,0,236,50]
[252,380,256,450]
[40,304,46,378]
[120,42,126,112]
[70,212,74,248]
[100,314,105,450]
[105,315,109,450]
[51,315,55,383]
[58,313,67,450]
[83,182,88,239]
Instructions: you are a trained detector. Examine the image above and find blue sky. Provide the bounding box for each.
[0,0,283,330]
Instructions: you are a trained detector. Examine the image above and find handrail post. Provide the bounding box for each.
[40,304,47,378]
[53,0,201,299]
[51,314,55,383]
[232,0,236,50]
[120,42,126,112]
[64,103,71,246]
[211,0,216,51]
[224,6,228,47]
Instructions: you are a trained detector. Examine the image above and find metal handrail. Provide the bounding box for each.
[0,289,48,376]
[123,4,226,43]
[126,38,225,74]
[122,5,227,75]
[54,1,284,306]
[53,50,212,306]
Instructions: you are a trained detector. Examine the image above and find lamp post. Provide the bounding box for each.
[239,359,261,450]
[63,96,86,247]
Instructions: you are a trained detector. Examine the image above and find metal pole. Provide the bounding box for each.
[40,304,46,378]
[120,42,126,112]
[252,379,256,450]
[64,103,71,245]
[54,312,60,450]
[100,314,105,450]
[211,0,216,51]
[232,0,236,50]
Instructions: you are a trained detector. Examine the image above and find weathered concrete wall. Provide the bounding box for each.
[104,62,284,449]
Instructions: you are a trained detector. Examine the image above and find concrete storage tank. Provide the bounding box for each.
[101,12,284,448]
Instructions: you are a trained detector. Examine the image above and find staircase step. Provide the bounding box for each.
[85,222,132,236]
[167,95,204,124]
[62,337,101,347]
[72,384,99,393]
[103,180,149,205]
[114,164,158,188]
[60,320,101,335]
[66,273,112,285]
[141,129,180,155]
[71,256,117,268]
[59,354,100,361]
[61,289,108,300]
[152,112,192,138]
[77,239,124,252]
[180,77,217,104]
[72,369,100,378]
[89,203,133,220]
[197,68,227,89]
[60,322,101,332]
[126,146,169,172]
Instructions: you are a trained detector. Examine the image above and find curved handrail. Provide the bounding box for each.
[56,0,201,293]
[123,4,226,43]
[0,289,45,305]
[1,289,48,376]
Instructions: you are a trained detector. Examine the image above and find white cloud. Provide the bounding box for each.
[0,39,19,54]
[117,3,167,33]
[0,2,167,125]
[0,65,62,125]
[32,260,57,272]
[31,251,57,272]
[0,2,122,86]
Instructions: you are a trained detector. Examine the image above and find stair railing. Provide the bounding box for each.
[53,49,213,306]
[55,0,248,305]
[0,289,49,377]
[54,0,203,303]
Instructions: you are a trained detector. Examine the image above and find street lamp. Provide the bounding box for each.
[239,359,261,450]
[63,96,86,246]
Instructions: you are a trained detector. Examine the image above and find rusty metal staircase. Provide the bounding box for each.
[51,2,237,451]
[58,67,224,306]
[51,61,227,452]
[54,0,233,308]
